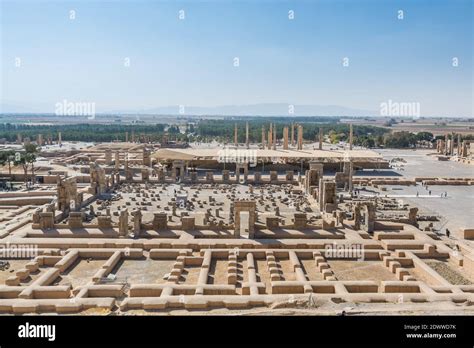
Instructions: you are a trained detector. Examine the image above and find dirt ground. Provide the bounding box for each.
[301,259,324,281]
[425,259,472,285]
[57,259,105,287]
[328,260,397,283]
[208,259,228,284]
[112,259,175,284]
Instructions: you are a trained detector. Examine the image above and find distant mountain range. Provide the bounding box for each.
[110,103,377,116]
[1,102,50,114]
[1,101,376,116]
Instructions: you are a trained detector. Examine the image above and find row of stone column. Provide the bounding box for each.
[233,122,251,148]
[436,134,470,157]
[18,132,61,146]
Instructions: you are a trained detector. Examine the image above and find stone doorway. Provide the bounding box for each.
[233,200,256,239]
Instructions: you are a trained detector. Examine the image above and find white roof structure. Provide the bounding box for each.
[151,147,383,162]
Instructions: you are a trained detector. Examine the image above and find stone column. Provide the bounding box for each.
[337,211,346,227]
[318,179,337,213]
[268,129,272,150]
[439,139,443,153]
[353,204,361,230]
[461,141,467,157]
[273,124,277,150]
[248,207,256,239]
[305,162,323,193]
[234,211,241,238]
[254,172,261,183]
[245,122,249,149]
[222,170,230,182]
[234,123,238,147]
[206,171,214,182]
[283,126,289,150]
[457,134,462,156]
[132,209,142,235]
[125,158,133,181]
[119,209,129,236]
[270,171,278,182]
[297,125,303,150]
[291,123,295,147]
[261,126,266,149]
[90,162,107,195]
[408,207,418,227]
[32,209,41,224]
[115,152,120,170]
[349,124,353,150]
[348,161,353,192]
[268,123,273,150]
[362,203,375,233]
[158,168,165,182]
[449,133,455,155]
[58,132,62,145]
[143,148,151,167]
[319,127,323,150]
[57,180,69,212]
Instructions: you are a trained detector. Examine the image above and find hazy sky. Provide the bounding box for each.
[1,0,472,116]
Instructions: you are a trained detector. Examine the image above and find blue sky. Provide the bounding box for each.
[1,0,472,116]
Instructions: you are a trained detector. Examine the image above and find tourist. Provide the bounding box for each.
[446,229,451,238]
